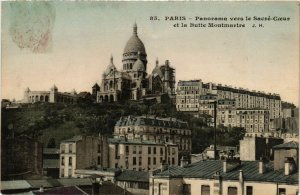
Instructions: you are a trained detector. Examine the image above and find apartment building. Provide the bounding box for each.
[108,138,178,171]
[150,157,298,195]
[59,135,108,178]
[114,115,192,156]
[176,80,282,123]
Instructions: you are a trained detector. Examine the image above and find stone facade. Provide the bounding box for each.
[59,135,108,178]
[239,136,283,161]
[150,159,298,195]
[23,85,77,104]
[94,23,176,103]
[114,115,192,156]
[108,139,178,171]
[177,79,282,133]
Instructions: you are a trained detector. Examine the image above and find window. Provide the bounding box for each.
[139,157,142,166]
[279,188,286,195]
[153,157,156,165]
[183,184,191,195]
[69,157,72,166]
[172,158,175,165]
[160,148,163,155]
[98,144,101,153]
[69,144,72,153]
[172,148,175,155]
[133,157,136,165]
[126,146,129,155]
[68,169,72,178]
[61,157,65,165]
[148,157,151,165]
[154,147,156,154]
[133,146,136,154]
[246,186,253,195]
[201,185,210,195]
[228,187,238,195]
[139,146,142,154]
[98,156,101,165]
[148,147,151,154]
[61,169,64,177]
[61,145,65,153]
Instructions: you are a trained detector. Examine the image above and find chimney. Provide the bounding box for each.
[180,156,189,167]
[223,159,241,173]
[239,170,244,183]
[258,157,266,174]
[39,186,44,193]
[284,157,296,176]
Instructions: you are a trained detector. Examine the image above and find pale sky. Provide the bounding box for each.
[2,2,299,106]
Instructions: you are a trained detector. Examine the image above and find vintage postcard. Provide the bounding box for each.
[1,1,299,195]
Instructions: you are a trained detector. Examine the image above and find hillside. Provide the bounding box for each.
[1,101,244,153]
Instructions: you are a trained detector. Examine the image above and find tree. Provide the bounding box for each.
[47,138,56,148]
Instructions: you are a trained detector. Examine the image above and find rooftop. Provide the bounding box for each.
[116,170,149,182]
[0,178,92,191]
[273,141,298,150]
[115,115,189,129]
[61,135,83,143]
[154,160,298,185]
[108,138,177,146]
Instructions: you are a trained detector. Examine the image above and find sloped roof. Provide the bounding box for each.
[115,115,189,129]
[43,148,59,154]
[116,170,149,182]
[108,138,177,146]
[273,141,298,149]
[33,186,87,195]
[155,160,298,184]
[61,135,83,143]
[1,180,31,190]
[43,159,59,168]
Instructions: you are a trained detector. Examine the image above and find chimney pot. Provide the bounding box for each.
[258,157,266,174]
[39,186,44,192]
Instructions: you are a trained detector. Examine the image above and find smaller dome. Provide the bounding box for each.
[71,89,77,95]
[25,87,30,92]
[132,51,145,71]
[105,55,116,74]
[51,84,58,91]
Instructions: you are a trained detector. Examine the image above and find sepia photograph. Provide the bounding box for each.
[1,1,299,195]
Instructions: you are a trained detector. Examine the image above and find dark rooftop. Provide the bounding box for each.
[116,170,149,182]
[61,135,83,143]
[43,148,59,155]
[273,141,299,150]
[154,160,298,185]
[115,115,189,129]
[43,159,59,169]
[33,186,87,195]
[108,138,177,146]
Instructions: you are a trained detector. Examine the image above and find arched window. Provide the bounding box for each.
[104,95,108,102]
[109,81,113,89]
[45,96,49,102]
[110,95,114,102]
[40,96,44,101]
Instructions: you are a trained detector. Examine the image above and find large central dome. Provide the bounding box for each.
[123,23,146,54]
[122,23,147,72]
